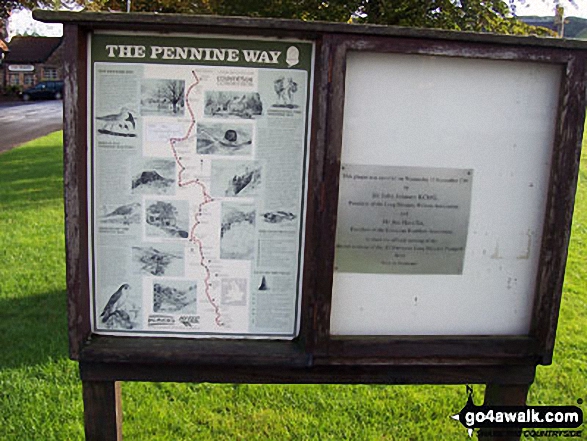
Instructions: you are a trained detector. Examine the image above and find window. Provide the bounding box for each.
[24,74,35,86]
[9,74,20,85]
[43,67,58,80]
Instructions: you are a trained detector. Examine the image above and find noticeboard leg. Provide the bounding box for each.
[481,382,532,441]
[82,380,123,441]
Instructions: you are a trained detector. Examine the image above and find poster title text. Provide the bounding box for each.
[104,44,282,64]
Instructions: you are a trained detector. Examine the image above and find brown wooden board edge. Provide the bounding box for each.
[77,335,540,368]
[530,52,587,364]
[298,36,326,352]
[79,360,537,385]
[64,24,90,360]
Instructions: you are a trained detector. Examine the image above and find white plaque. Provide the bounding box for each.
[334,164,473,275]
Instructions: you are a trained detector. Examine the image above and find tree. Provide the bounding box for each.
[163,80,184,114]
[356,0,544,33]
[82,0,355,22]
[79,0,562,35]
[3,0,575,36]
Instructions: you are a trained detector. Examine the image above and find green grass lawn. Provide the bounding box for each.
[0,131,585,440]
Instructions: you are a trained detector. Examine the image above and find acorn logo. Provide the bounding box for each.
[286,46,299,67]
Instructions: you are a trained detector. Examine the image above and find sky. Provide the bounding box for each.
[6,1,587,39]
[514,0,587,17]
[8,9,63,39]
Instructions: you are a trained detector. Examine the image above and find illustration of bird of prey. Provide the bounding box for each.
[100,202,141,226]
[96,107,137,137]
[101,283,130,323]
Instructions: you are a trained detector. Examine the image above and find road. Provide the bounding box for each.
[0,100,63,154]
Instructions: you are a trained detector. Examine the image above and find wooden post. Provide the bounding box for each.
[481,382,532,441]
[82,380,123,441]
[484,383,530,406]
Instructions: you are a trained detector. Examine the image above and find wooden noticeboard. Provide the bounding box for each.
[36,10,587,441]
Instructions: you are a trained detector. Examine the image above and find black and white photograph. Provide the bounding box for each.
[99,282,142,330]
[144,199,189,239]
[220,202,256,260]
[261,210,296,224]
[98,202,141,226]
[96,106,139,138]
[153,280,197,313]
[141,79,185,116]
[258,69,307,119]
[204,91,263,119]
[93,63,142,148]
[132,158,176,195]
[211,160,263,197]
[132,245,184,277]
[196,122,253,156]
[272,76,299,108]
[220,278,247,306]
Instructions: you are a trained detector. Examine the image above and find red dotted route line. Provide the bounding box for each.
[168,71,223,327]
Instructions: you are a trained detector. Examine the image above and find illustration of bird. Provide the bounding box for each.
[101,203,141,226]
[104,203,139,218]
[96,107,137,136]
[101,283,130,323]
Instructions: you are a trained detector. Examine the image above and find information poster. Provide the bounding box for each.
[334,164,473,275]
[89,34,313,338]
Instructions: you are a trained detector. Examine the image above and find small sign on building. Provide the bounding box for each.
[8,64,35,72]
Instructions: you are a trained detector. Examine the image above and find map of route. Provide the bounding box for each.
[168,71,223,327]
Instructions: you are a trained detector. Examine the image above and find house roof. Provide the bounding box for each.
[5,36,62,63]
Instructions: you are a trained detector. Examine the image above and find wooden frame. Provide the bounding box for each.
[313,34,587,365]
[35,10,587,441]
[38,7,586,387]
